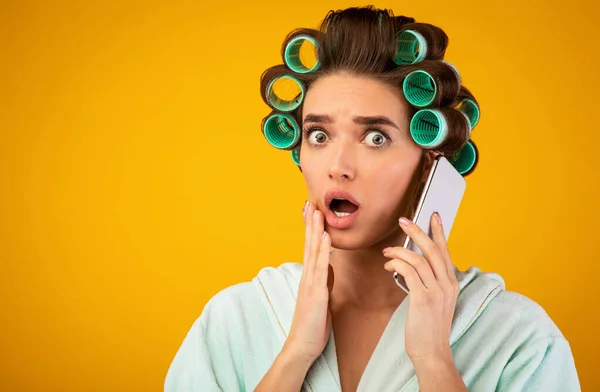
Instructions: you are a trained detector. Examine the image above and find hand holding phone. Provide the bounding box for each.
[392,155,466,293]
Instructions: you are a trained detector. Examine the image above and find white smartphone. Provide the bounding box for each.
[393,155,467,293]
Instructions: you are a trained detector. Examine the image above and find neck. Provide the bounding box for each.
[328,230,408,311]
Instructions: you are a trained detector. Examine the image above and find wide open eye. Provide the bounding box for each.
[364,130,389,148]
[305,127,329,145]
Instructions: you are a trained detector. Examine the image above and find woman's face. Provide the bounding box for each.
[300,72,425,250]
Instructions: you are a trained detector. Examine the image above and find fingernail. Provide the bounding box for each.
[302,201,308,219]
[399,217,411,226]
[434,211,442,225]
[382,247,391,254]
[313,209,318,221]
[322,231,326,240]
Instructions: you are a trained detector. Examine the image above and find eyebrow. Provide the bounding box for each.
[303,114,400,130]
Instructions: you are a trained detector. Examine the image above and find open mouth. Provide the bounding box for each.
[324,190,361,229]
[329,198,359,217]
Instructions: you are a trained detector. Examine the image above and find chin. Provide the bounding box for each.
[326,223,400,251]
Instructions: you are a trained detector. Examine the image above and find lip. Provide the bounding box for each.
[323,189,361,230]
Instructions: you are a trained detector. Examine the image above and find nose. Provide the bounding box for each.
[328,140,356,182]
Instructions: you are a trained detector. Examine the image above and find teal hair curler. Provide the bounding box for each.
[450,140,478,175]
[262,113,301,150]
[284,35,320,74]
[395,30,428,65]
[403,70,436,107]
[409,109,448,148]
[456,98,480,129]
[291,146,301,165]
[266,75,305,112]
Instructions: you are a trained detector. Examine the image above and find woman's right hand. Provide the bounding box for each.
[285,200,335,364]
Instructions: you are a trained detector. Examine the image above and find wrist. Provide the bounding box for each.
[281,340,316,372]
[411,352,467,392]
[412,354,454,375]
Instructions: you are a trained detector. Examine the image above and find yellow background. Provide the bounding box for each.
[1,0,598,390]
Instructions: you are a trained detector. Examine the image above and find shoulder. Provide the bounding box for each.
[455,266,565,340]
[200,262,303,323]
[483,289,565,340]
[484,293,581,390]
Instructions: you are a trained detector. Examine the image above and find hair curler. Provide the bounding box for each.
[265,75,305,112]
[284,35,320,74]
[449,139,478,176]
[403,70,437,107]
[291,146,301,165]
[456,98,480,129]
[410,109,448,148]
[262,113,301,150]
[394,29,428,65]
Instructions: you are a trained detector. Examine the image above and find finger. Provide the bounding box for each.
[303,202,315,280]
[302,200,309,224]
[313,231,331,287]
[399,216,447,282]
[383,259,426,294]
[383,246,437,289]
[308,207,325,278]
[430,212,451,261]
[430,212,456,280]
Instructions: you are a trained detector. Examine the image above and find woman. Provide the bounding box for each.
[165,6,580,392]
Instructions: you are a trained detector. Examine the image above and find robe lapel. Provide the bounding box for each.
[357,298,419,392]
[254,263,342,392]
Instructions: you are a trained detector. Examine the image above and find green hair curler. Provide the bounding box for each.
[262,113,301,150]
[291,146,301,165]
[395,30,428,65]
[266,75,305,112]
[450,140,478,175]
[284,35,320,74]
[403,70,436,107]
[409,109,448,148]
[456,98,480,129]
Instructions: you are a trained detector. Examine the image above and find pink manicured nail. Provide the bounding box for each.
[399,217,412,226]
[382,247,392,254]
[302,201,308,219]
[434,211,442,225]
[313,209,318,222]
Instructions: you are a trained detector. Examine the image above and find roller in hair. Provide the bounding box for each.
[409,107,471,152]
[449,139,478,176]
[394,29,428,64]
[284,34,320,74]
[264,74,305,112]
[402,61,461,107]
[395,22,448,63]
[261,112,301,150]
[291,146,301,165]
[456,98,480,129]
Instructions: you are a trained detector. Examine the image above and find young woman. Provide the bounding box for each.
[165,6,580,392]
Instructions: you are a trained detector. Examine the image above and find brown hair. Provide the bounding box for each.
[259,6,479,172]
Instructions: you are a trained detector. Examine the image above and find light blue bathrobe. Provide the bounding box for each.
[164,263,581,391]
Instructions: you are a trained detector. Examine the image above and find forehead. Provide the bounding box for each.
[302,74,408,120]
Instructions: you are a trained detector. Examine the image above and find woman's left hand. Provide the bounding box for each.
[382,212,460,365]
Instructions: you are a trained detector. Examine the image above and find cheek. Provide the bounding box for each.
[370,162,413,195]
[300,162,321,201]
